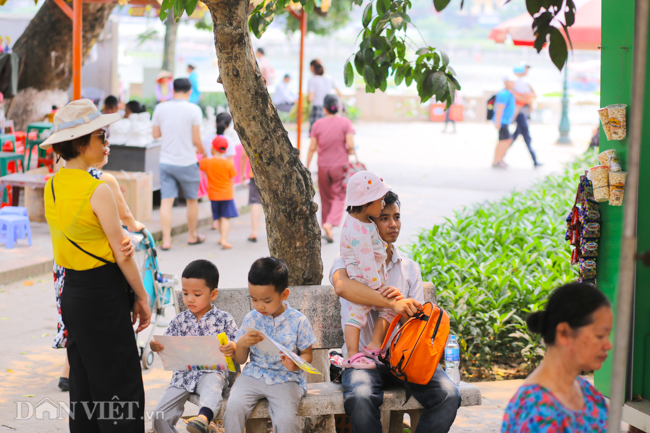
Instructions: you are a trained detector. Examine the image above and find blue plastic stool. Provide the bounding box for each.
[0,206,29,217]
[0,214,32,249]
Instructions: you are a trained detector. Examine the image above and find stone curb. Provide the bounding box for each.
[0,203,251,286]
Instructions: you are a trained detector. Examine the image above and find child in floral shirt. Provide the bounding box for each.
[340,170,396,369]
[223,257,317,433]
[150,260,238,433]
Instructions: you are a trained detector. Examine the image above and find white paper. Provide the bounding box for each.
[155,335,229,372]
[244,328,322,375]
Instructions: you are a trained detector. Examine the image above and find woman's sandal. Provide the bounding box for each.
[342,352,376,370]
[361,346,383,364]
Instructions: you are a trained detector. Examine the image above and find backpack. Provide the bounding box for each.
[486,94,497,121]
[379,302,450,386]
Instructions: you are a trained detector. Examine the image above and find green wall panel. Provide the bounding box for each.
[593,0,635,397]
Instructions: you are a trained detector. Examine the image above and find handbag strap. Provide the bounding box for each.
[380,313,403,353]
[51,178,112,266]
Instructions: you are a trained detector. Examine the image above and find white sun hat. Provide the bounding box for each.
[39,99,121,150]
[346,170,392,207]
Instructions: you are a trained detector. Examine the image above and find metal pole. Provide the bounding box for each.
[72,0,82,100]
[296,11,306,151]
[607,0,649,432]
[557,64,571,144]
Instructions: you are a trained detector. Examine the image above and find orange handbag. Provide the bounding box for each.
[379,302,450,385]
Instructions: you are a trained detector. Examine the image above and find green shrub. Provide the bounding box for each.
[408,151,596,381]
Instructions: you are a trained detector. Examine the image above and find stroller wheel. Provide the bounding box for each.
[142,346,155,370]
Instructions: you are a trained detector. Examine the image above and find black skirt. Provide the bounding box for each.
[61,263,144,433]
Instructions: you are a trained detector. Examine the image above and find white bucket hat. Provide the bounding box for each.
[346,171,392,207]
[39,99,121,150]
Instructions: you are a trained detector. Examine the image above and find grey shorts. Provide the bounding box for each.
[160,163,201,200]
[249,178,262,205]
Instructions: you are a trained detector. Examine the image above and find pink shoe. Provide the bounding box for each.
[342,352,376,369]
[361,346,384,364]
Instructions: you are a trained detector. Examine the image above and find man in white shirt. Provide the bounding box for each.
[152,78,206,250]
[330,191,460,433]
[273,74,297,113]
[509,64,541,167]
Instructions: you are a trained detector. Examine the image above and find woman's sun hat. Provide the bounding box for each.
[156,70,173,82]
[39,99,121,150]
[346,170,391,206]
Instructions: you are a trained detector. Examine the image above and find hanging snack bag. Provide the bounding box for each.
[598,107,613,141]
[582,222,601,239]
[597,149,622,172]
[571,248,580,266]
[580,238,599,257]
[593,187,609,202]
[579,208,601,225]
[589,166,609,188]
[579,258,597,280]
[609,171,627,207]
[583,199,601,214]
[607,104,627,140]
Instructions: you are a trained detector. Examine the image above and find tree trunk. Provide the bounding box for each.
[162,15,178,73]
[6,0,114,129]
[204,0,323,285]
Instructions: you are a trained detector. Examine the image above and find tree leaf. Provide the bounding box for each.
[377,0,391,15]
[344,59,355,87]
[526,0,542,16]
[390,12,403,28]
[447,74,461,90]
[173,0,185,22]
[362,2,373,28]
[440,50,450,67]
[564,0,576,26]
[433,0,452,12]
[364,48,375,65]
[429,70,447,94]
[354,51,365,74]
[548,27,568,71]
[363,65,376,87]
[416,47,430,56]
[185,0,199,16]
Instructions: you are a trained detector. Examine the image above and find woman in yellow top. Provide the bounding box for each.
[41,99,151,433]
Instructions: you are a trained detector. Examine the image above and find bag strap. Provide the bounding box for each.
[380,313,403,353]
[51,178,112,266]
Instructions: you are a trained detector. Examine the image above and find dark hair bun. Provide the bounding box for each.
[526,311,545,334]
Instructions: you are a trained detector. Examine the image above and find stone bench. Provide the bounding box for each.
[176,284,482,432]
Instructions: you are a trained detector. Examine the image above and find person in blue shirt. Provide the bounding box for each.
[188,64,201,105]
[224,257,317,433]
[492,75,517,169]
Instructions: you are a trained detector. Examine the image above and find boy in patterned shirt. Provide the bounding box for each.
[223,257,317,433]
[150,260,238,433]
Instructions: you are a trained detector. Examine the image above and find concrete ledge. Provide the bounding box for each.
[0,259,54,286]
[188,381,481,418]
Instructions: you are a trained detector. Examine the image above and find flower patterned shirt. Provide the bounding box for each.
[164,306,238,393]
[502,376,608,433]
[236,303,317,390]
[340,214,388,290]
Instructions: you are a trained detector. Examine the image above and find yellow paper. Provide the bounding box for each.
[217,333,236,372]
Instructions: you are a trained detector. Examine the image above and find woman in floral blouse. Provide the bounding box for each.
[502,282,612,432]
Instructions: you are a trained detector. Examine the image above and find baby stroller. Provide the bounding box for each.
[129,229,180,369]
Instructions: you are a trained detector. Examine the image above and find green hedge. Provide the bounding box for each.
[408,151,595,380]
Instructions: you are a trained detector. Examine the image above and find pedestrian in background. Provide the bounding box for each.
[306,94,354,243]
[152,78,206,250]
[502,282,611,432]
[188,65,201,105]
[492,75,517,169]
[308,59,341,132]
[155,70,174,104]
[509,64,542,167]
[274,74,297,113]
[255,47,275,85]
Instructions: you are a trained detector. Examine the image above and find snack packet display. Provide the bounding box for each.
[589,166,610,189]
[579,258,597,280]
[607,104,627,140]
[580,238,599,257]
[598,107,613,140]
[597,149,622,171]
[593,186,609,203]
[581,222,601,239]
[609,171,627,207]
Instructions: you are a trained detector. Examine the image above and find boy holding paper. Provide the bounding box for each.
[223,257,318,433]
[150,260,238,433]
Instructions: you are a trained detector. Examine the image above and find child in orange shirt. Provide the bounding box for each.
[199,131,238,249]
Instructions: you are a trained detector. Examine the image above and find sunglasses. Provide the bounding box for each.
[92,130,107,145]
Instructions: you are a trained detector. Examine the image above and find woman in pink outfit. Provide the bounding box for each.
[306,94,355,243]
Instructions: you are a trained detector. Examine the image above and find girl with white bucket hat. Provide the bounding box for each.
[43,99,151,432]
[339,170,396,369]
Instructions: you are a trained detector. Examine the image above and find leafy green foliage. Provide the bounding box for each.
[408,152,595,380]
[282,0,353,36]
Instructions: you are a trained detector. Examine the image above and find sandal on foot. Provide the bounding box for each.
[342,352,376,370]
[58,377,70,392]
[361,346,383,364]
[186,416,209,433]
[188,234,206,246]
[247,236,258,243]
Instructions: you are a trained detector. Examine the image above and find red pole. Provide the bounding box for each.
[296,11,306,151]
[72,0,82,100]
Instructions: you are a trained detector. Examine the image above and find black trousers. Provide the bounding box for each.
[61,263,144,433]
[511,111,538,165]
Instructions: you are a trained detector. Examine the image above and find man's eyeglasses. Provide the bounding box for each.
[92,130,107,145]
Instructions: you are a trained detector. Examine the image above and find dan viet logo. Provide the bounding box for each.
[15,397,162,421]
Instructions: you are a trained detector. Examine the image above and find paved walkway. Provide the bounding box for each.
[0,121,595,431]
